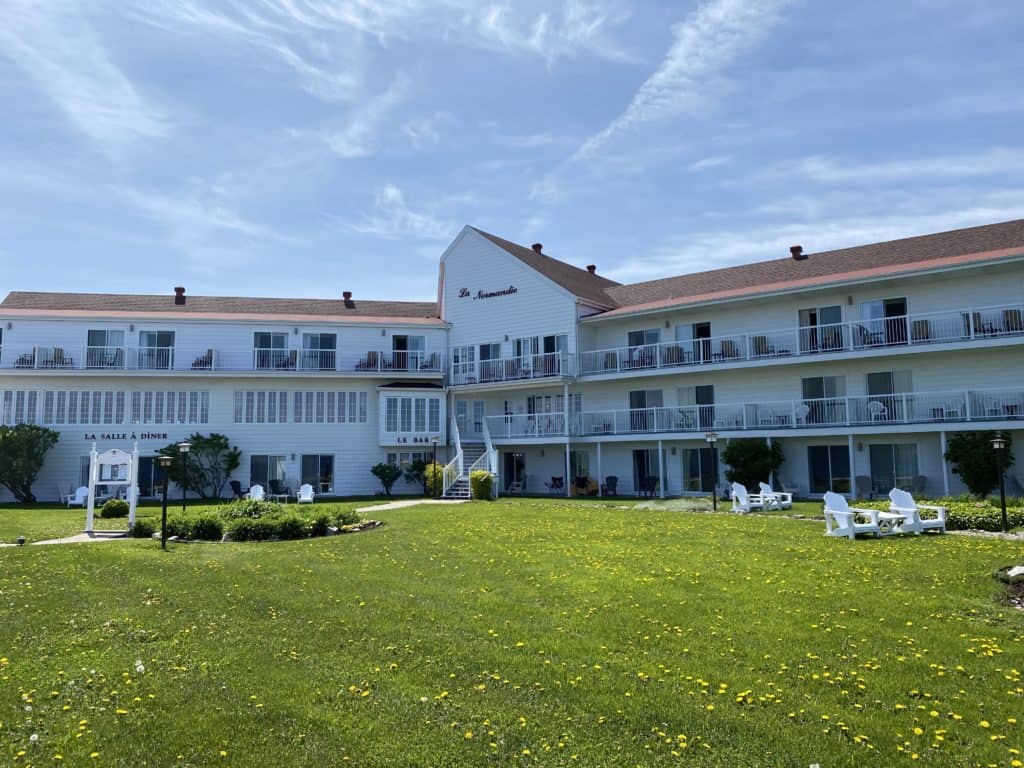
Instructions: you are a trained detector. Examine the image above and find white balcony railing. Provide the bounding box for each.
[484,387,1024,439]
[580,303,1024,376]
[450,352,574,386]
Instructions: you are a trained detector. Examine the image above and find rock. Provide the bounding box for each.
[998,565,1024,584]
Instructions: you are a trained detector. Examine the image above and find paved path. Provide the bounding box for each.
[355,499,468,513]
[1,531,127,547]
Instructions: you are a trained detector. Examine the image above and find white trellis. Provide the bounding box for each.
[85,441,140,533]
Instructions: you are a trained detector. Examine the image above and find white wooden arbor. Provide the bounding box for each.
[84,442,140,532]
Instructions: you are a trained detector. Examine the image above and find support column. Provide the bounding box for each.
[848,434,855,498]
[767,436,774,487]
[939,430,950,496]
[657,439,665,499]
[597,441,603,497]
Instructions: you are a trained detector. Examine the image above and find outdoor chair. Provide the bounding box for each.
[867,400,889,421]
[823,492,883,539]
[247,484,265,501]
[637,475,659,497]
[67,486,89,508]
[602,476,618,496]
[297,484,315,504]
[546,476,564,493]
[888,488,947,535]
[191,349,214,370]
[758,482,792,510]
[229,480,246,500]
[730,482,765,513]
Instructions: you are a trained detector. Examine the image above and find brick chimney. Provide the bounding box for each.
[586,265,597,274]
[174,286,186,305]
[531,243,543,255]
[342,291,354,308]
[790,245,806,261]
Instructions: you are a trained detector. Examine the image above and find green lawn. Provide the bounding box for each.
[1,499,1021,767]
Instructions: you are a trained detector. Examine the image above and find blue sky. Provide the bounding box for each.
[2,0,1023,302]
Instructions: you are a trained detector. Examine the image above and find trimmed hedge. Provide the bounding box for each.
[218,498,284,519]
[100,499,130,518]
[156,502,365,542]
[470,470,494,500]
[855,497,1024,532]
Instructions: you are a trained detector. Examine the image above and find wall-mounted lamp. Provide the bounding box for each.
[504,334,509,341]
[664,320,670,328]
[381,328,387,336]
[856,442,863,452]
[5,322,11,330]
[293,327,299,335]
[290,453,296,460]
[670,446,677,455]
[129,324,135,332]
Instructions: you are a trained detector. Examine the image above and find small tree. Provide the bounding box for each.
[371,463,403,496]
[944,431,1015,499]
[423,462,444,497]
[159,433,241,499]
[721,438,784,492]
[404,458,429,494]
[0,424,60,503]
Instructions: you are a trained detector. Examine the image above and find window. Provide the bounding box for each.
[858,297,908,346]
[479,342,501,360]
[86,330,125,368]
[628,389,663,431]
[301,454,334,493]
[250,455,286,488]
[138,331,175,369]
[807,445,851,494]
[301,333,337,370]
[386,451,427,468]
[801,376,846,425]
[452,345,476,382]
[514,336,538,358]
[627,328,660,347]
[254,332,289,369]
[428,399,440,432]
[569,450,590,481]
[798,306,843,352]
[868,444,918,495]
[391,335,425,370]
[679,385,714,430]
[682,447,716,492]
[1,390,38,425]
[632,448,665,494]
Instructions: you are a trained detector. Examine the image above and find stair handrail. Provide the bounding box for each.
[481,418,496,473]
[442,416,464,496]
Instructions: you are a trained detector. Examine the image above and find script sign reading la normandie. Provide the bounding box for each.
[458,286,518,300]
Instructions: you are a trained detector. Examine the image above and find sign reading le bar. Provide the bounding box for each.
[458,286,517,300]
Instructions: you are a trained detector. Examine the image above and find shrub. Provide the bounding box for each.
[371,463,403,496]
[944,431,1016,498]
[100,498,130,518]
[272,513,307,540]
[308,513,333,537]
[164,513,194,539]
[423,462,444,497]
[218,498,283,520]
[470,470,494,500]
[332,508,362,526]
[226,516,276,542]
[190,512,225,541]
[130,519,156,538]
[721,439,784,492]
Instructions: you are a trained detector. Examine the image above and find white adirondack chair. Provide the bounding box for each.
[888,488,947,534]
[297,483,315,504]
[730,482,765,513]
[67,486,89,508]
[758,482,793,510]
[247,484,265,501]
[823,492,882,539]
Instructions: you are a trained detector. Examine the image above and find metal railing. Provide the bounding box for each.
[483,387,1024,439]
[579,302,1024,376]
[450,352,574,386]
[442,416,464,496]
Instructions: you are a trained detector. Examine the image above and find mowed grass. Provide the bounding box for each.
[0,500,1022,767]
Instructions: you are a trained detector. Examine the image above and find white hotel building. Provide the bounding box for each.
[1,220,1022,502]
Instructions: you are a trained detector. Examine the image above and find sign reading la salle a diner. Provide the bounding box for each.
[82,432,170,441]
[458,285,518,300]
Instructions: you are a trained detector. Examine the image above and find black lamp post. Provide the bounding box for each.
[157,453,173,550]
[177,441,192,512]
[705,431,719,512]
[992,433,1008,533]
[431,435,439,498]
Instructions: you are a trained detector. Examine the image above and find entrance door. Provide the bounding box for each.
[503,452,526,490]
[632,448,662,495]
[692,322,712,363]
[629,389,663,432]
[807,445,851,494]
[472,400,485,436]
[136,456,166,497]
[682,447,715,492]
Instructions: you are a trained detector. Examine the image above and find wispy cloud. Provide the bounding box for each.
[535,0,792,198]
[320,74,410,158]
[403,111,452,149]
[0,1,166,150]
[761,148,1024,186]
[689,154,731,171]
[348,184,456,240]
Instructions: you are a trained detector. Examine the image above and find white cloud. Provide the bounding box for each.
[689,155,731,171]
[403,111,452,149]
[606,194,1024,283]
[0,1,166,149]
[322,74,410,157]
[764,148,1024,185]
[349,184,455,240]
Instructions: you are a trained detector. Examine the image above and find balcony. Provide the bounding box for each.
[484,388,1023,439]
[450,352,574,386]
[579,303,1024,376]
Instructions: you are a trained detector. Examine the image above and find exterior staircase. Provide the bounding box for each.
[442,442,486,499]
